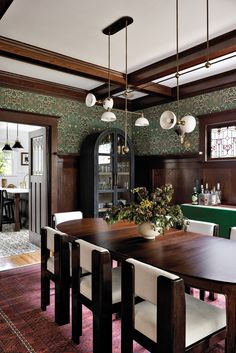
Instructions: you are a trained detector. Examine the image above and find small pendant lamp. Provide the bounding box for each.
[2,123,12,152]
[12,124,24,150]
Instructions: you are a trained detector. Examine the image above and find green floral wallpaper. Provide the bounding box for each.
[0,86,236,155]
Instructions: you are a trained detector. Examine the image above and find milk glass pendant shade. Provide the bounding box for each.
[135,114,149,127]
[101,110,117,122]
[160,111,177,129]
[179,115,196,133]
[103,97,114,110]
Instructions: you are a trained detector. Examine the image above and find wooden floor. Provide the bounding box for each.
[0,251,41,271]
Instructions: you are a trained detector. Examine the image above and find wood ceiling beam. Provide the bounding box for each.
[0,70,87,101]
[0,36,126,85]
[137,82,172,96]
[0,0,14,19]
[131,69,236,110]
[129,30,236,85]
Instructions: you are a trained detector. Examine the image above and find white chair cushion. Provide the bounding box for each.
[127,258,179,305]
[230,227,236,241]
[134,294,226,347]
[75,239,108,272]
[186,219,216,236]
[54,211,83,227]
[80,266,121,304]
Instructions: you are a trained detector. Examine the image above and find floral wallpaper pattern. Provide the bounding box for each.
[0,86,236,155]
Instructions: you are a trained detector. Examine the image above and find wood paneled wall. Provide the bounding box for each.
[56,153,236,213]
[135,155,236,205]
[57,154,80,212]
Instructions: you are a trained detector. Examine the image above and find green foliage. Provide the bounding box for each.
[0,152,6,176]
[105,184,186,235]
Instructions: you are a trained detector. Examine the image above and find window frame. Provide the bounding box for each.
[199,108,236,162]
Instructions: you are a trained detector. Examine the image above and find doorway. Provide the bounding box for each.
[0,108,59,253]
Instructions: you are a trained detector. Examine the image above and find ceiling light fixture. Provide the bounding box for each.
[12,124,24,150]
[160,0,196,144]
[2,123,12,152]
[85,17,148,128]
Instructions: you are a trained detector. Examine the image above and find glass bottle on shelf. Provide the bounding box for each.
[216,182,222,204]
[191,187,198,205]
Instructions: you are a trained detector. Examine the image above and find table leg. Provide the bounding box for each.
[14,194,21,231]
[225,292,236,353]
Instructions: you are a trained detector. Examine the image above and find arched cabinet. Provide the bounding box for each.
[80,128,134,217]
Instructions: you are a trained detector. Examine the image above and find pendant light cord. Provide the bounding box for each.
[176,0,180,120]
[124,20,128,147]
[108,32,111,98]
[205,0,211,68]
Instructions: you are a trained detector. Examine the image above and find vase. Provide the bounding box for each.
[137,222,160,240]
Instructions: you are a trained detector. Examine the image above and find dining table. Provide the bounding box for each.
[0,187,29,231]
[57,218,236,353]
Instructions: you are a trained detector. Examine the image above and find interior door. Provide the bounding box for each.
[29,128,48,246]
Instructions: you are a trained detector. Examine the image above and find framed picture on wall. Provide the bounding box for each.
[21,152,29,166]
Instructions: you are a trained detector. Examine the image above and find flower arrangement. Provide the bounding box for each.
[105,184,185,235]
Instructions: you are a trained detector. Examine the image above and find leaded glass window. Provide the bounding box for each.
[210,126,236,158]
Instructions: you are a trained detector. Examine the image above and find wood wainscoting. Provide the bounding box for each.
[135,154,236,205]
[57,154,80,213]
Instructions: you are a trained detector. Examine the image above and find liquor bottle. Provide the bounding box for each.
[198,184,205,205]
[216,182,222,204]
[191,186,198,205]
[211,186,217,206]
[204,182,210,205]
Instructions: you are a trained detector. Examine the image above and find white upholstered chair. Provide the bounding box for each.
[186,219,219,236]
[229,226,236,240]
[53,211,83,229]
[121,258,226,353]
[186,219,219,300]
[41,226,71,325]
[72,239,121,353]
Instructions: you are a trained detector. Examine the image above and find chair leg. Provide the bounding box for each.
[200,289,205,301]
[72,301,82,344]
[55,281,70,326]
[41,276,50,310]
[93,309,112,353]
[185,285,191,294]
[209,291,218,301]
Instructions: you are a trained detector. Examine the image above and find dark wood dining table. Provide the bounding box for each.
[57,218,236,353]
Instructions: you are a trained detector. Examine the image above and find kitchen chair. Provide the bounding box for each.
[0,190,15,231]
[71,239,121,353]
[121,258,226,353]
[229,226,236,240]
[41,226,71,325]
[186,219,219,301]
[52,211,83,229]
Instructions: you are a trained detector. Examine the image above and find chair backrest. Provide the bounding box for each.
[229,226,236,241]
[186,219,219,236]
[75,239,108,272]
[42,226,67,252]
[53,211,83,228]
[126,258,179,305]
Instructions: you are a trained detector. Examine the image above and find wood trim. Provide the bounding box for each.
[0,36,125,85]
[0,70,87,101]
[0,108,59,221]
[137,82,172,97]
[0,0,14,19]
[198,108,236,162]
[129,30,236,85]
[131,69,236,110]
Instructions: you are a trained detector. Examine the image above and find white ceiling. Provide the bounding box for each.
[0,0,235,90]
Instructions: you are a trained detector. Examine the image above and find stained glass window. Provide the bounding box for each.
[210,126,236,158]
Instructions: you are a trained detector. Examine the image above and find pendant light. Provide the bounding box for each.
[2,123,12,152]
[101,31,116,122]
[160,0,196,143]
[12,124,24,150]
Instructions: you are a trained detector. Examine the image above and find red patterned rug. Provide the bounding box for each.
[0,264,225,353]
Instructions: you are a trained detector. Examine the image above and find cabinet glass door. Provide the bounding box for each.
[98,192,113,216]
